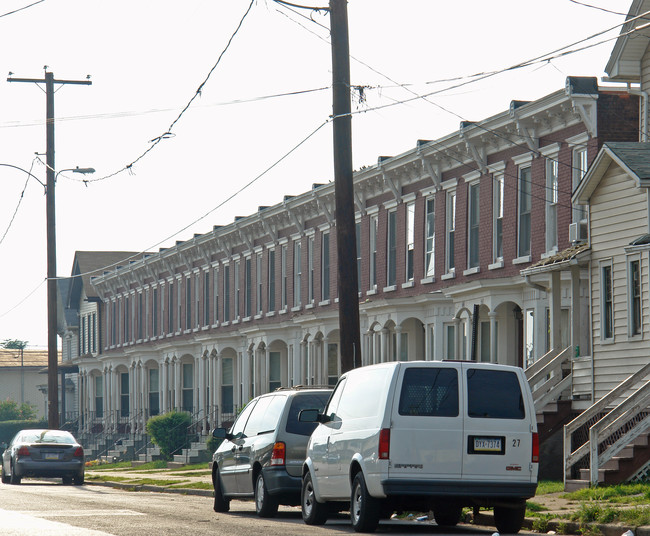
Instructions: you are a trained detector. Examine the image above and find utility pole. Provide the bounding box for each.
[7,71,91,429]
[330,0,361,372]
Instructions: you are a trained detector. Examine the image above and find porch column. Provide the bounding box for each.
[161,359,168,413]
[216,352,223,425]
[199,354,206,428]
[174,358,182,410]
[550,271,562,351]
[571,265,581,356]
[395,325,403,360]
[489,311,498,364]
[381,328,389,362]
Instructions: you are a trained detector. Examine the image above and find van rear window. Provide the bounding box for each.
[398,368,459,417]
[466,369,525,419]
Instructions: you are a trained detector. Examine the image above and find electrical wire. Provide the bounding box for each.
[0,278,45,319]
[0,157,40,247]
[568,0,628,17]
[0,0,44,19]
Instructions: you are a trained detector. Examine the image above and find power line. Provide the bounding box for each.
[0,0,44,19]
[0,158,39,247]
[568,0,627,16]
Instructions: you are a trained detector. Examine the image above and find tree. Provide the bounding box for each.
[0,399,36,421]
[1,339,28,350]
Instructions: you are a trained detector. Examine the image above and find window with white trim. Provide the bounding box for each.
[406,202,415,281]
[468,183,480,269]
[322,232,330,301]
[356,221,362,290]
[425,197,435,278]
[245,257,252,317]
[518,166,532,258]
[387,209,397,286]
[446,191,456,272]
[281,245,288,309]
[234,260,240,319]
[256,253,263,314]
[308,236,314,303]
[268,250,275,312]
[629,256,642,337]
[546,158,559,253]
[601,261,613,341]
[223,265,230,321]
[573,146,588,223]
[493,173,504,262]
[293,240,301,307]
[369,214,378,289]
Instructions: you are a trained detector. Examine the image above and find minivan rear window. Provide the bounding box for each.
[398,367,459,417]
[286,392,331,436]
[466,369,525,419]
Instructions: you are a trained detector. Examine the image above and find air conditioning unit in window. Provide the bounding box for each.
[569,221,588,243]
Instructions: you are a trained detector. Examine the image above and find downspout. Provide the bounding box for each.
[524,274,548,293]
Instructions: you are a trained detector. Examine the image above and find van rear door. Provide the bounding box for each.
[461,364,535,481]
[388,363,463,481]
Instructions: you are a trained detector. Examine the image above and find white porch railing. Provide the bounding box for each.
[526,346,573,412]
[563,361,650,486]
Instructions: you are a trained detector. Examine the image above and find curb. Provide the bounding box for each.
[86,480,213,497]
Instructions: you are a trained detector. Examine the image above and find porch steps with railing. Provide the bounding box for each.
[137,445,163,463]
[537,400,574,444]
[564,362,650,490]
[172,435,211,465]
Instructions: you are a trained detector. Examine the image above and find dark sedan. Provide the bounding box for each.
[1,429,85,485]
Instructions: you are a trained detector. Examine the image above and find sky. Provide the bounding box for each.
[0,0,633,349]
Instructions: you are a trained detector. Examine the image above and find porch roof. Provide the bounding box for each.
[520,243,590,276]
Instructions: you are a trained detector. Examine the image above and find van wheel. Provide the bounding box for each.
[494,501,526,534]
[433,505,462,527]
[255,472,279,518]
[302,472,328,525]
[212,469,230,513]
[350,472,380,533]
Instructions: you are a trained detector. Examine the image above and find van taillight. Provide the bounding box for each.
[270,442,286,466]
[532,432,539,463]
[379,429,390,460]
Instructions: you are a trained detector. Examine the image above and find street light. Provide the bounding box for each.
[47,165,94,429]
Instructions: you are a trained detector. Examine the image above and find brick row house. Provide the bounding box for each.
[58,75,640,460]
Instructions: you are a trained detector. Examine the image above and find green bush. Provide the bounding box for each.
[145,411,191,460]
[206,433,223,455]
[0,400,37,421]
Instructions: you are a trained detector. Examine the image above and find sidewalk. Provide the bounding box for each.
[85,465,650,536]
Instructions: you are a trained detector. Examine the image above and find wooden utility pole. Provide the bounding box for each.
[8,71,91,428]
[330,0,361,372]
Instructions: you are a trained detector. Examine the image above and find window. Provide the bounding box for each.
[234,260,240,319]
[425,198,435,278]
[214,267,220,323]
[168,281,174,333]
[204,271,210,326]
[602,263,614,341]
[222,357,234,414]
[281,245,288,309]
[518,166,532,258]
[81,316,86,355]
[406,202,415,281]
[322,232,330,301]
[95,375,103,418]
[182,363,193,413]
[293,241,302,307]
[195,273,200,328]
[149,368,160,416]
[138,292,143,340]
[269,351,282,391]
[467,369,525,420]
[124,296,130,343]
[630,258,642,336]
[387,210,397,286]
[256,254,263,315]
[120,372,129,417]
[446,191,456,272]
[573,146,588,223]
[268,250,276,312]
[224,265,230,321]
[245,257,252,317]
[177,280,182,332]
[525,309,534,368]
[468,183,480,269]
[445,324,456,359]
[185,277,192,330]
[91,313,96,353]
[308,236,314,303]
[356,221,362,290]
[546,159,559,253]
[398,368,458,417]
[328,343,339,386]
[369,215,378,289]
[153,288,159,336]
[286,392,330,436]
[493,173,504,261]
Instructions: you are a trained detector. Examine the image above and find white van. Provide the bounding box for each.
[299,361,538,533]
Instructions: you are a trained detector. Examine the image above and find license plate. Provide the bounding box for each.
[473,437,502,452]
[45,453,59,460]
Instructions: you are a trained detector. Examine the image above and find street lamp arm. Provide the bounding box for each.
[0,162,45,188]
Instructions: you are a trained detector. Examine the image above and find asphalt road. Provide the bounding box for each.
[0,479,536,536]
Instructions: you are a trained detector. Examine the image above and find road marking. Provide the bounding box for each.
[1,509,115,535]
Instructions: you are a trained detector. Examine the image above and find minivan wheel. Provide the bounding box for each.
[350,472,380,533]
[433,505,462,527]
[494,501,526,534]
[212,469,230,513]
[255,472,279,518]
[301,472,328,525]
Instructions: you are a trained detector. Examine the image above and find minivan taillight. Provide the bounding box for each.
[16,446,30,458]
[531,432,539,463]
[270,442,286,466]
[379,429,390,460]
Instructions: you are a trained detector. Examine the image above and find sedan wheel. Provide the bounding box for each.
[1,465,9,484]
[9,463,21,485]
